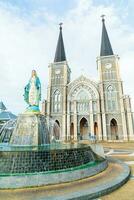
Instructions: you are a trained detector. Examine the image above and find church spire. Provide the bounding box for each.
[54,23,66,62]
[100,15,114,56]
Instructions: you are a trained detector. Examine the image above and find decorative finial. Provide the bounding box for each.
[101,14,105,22]
[59,22,63,30]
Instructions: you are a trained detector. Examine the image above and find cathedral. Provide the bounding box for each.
[42,17,134,141]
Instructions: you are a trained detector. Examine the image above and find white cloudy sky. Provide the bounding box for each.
[0,0,134,114]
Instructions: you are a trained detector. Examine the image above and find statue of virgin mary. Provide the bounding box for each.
[24,70,41,112]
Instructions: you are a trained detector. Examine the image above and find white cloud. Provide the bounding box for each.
[0,0,134,114]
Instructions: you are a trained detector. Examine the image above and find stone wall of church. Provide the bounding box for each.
[44,55,134,142]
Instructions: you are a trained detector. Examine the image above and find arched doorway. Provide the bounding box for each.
[80,118,88,139]
[94,122,98,138]
[53,120,60,140]
[55,120,60,127]
[70,123,74,140]
[110,119,118,140]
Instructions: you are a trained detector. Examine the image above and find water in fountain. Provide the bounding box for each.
[0,117,61,145]
[48,118,61,143]
[0,119,17,143]
[0,115,106,178]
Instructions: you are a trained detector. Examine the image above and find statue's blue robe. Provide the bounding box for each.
[24,77,41,105]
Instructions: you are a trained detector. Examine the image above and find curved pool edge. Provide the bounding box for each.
[65,158,130,200]
[0,159,108,189]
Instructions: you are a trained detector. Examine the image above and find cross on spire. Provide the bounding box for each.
[59,22,63,30]
[101,14,105,21]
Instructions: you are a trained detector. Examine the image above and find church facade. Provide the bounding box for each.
[42,18,134,141]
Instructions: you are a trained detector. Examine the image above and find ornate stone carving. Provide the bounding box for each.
[67,75,99,101]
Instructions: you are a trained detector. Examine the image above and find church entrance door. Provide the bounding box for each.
[94,122,98,139]
[54,120,60,140]
[80,118,88,139]
[110,119,118,140]
[70,123,74,140]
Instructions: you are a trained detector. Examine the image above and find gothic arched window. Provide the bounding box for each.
[77,90,89,101]
[76,90,89,112]
[107,85,117,111]
[53,90,61,112]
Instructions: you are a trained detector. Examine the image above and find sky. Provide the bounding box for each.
[0,0,134,114]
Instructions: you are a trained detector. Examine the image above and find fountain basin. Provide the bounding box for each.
[0,143,108,188]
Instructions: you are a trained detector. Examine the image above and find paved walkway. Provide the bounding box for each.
[101,142,134,200]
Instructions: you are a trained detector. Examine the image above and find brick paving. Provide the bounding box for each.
[101,179,134,200]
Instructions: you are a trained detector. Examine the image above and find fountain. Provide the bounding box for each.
[49,118,61,142]
[0,70,130,200]
[0,70,107,187]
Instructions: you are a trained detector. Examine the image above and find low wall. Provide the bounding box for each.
[90,143,105,158]
[0,160,108,189]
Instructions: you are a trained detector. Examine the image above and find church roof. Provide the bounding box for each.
[100,17,114,56]
[54,23,66,62]
[0,101,16,121]
[0,101,6,111]
[0,111,16,121]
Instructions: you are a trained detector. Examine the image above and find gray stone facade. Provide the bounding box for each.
[42,21,134,142]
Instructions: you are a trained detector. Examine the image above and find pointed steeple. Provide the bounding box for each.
[54,23,66,62]
[100,15,114,56]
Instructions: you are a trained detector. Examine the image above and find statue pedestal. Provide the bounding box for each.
[10,113,49,145]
